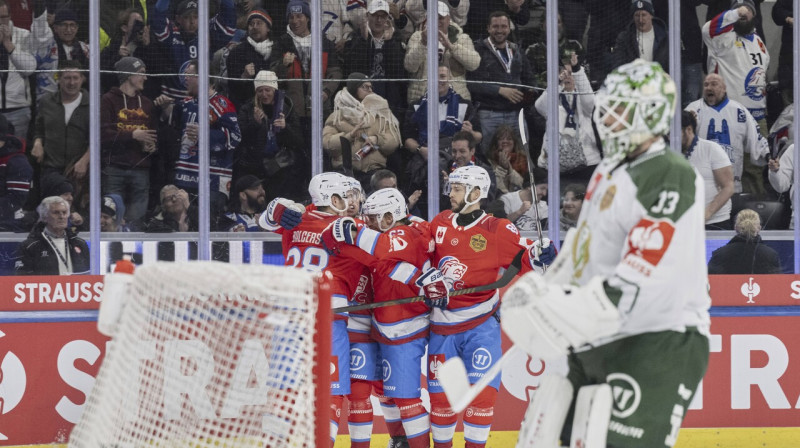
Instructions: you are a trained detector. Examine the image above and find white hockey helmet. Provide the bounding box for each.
[308,172,355,213]
[344,177,365,217]
[447,165,491,208]
[362,188,408,231]
[593,59,676,162]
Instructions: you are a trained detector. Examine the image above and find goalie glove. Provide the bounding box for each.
[416,268,449,309]
[259,198,303,231]
[530,237,557,267]
[320,217,357,255]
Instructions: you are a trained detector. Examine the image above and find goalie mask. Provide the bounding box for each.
[593,59,676,162]
[362,188,408,232]
[446,166,491,209]
[309,172,354,214]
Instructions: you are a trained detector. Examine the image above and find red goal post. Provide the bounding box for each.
[68,262,332,448]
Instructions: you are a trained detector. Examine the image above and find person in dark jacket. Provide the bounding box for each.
[225,8,274,107]
[99,7,161,97]
[234,70,306,203]
[708,208,783,274]
[101,56,159,229]
[611,0,669,74]
[0,114,32,231]
[771,0,794,102]
[15,195,90,275]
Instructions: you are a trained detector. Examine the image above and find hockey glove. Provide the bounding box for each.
[321,217,357,255]
[261,198,303,230]
[416,268,449,310]
[530,238,557,267]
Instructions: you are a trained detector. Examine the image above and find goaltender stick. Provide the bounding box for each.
[501,59,711,448]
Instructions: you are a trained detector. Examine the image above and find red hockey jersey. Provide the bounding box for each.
[429,211,534,334]
[275,209,366,321]
[352,220,434,345]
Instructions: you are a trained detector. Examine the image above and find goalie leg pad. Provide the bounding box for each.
[501,274,622,361]
[516,375,574,448]
[570,384,612,448]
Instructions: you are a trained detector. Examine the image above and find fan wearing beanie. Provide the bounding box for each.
[611,0,669,70]
[31,7,89,98]
[227,8,275,106]
[101,56,158,229]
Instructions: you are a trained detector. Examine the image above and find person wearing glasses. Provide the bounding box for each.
[31,8,88,100]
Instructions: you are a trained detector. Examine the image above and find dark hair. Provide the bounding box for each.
[487,10,511,26]
[488,125,523,164]
[369,169,397,193]
[681,110,697,133]
[58,59,84,73]
[452,130,476,149]
[564,183,586,201]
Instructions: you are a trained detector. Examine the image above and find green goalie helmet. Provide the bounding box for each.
[593,59,677,162]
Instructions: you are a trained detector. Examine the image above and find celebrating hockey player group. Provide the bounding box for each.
[260,58,710,448]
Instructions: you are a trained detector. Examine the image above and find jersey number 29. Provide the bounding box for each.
[286,247,329,272]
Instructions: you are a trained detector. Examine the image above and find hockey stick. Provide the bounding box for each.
[332,249,525,313]
[340,136,354,177]
[438,345,522,413]
[518,109,545,243]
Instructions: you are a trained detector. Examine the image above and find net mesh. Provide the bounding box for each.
[68,262,326,447]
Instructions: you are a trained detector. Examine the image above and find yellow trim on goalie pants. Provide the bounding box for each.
[14,428,800,448]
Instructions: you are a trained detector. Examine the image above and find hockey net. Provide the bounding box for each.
[68,262,331,447]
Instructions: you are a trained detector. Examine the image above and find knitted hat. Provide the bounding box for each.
[346,72,370,98]
[247,8,273,28]
[114,57,145,84]
[731,0,757,16]
[54,8,79,24]
[630,0,655,16]
[286,0,311,20]
[177,0,198,16]
[253,70,279,90]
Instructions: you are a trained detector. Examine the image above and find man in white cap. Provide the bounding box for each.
[343,0,408,114]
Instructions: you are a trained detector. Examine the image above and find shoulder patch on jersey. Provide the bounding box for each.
[623,218,676,275]
[470,234,487,252]
[599,185,616,211]
[435,226,447,244]
[627,150,697,221]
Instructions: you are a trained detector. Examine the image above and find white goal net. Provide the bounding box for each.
[69,262,331,447]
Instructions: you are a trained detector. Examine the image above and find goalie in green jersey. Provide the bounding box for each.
[501,59,711,448]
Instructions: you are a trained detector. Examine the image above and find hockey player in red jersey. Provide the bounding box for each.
[427,165,555,448]
[322,187,449,448]
[258,171,365,446]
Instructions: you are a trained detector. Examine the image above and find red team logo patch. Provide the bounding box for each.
[624,218,675,273]
[330,356,340,382]
[428,354,446,380]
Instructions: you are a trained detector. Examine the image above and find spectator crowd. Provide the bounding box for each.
[0,0,796,266]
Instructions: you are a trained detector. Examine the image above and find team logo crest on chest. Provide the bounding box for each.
[600,184,616,211]
[470,234,487,252]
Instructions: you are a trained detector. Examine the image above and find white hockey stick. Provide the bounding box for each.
[438,345,522,413]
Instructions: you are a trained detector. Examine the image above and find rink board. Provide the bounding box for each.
[0,275,799,445]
